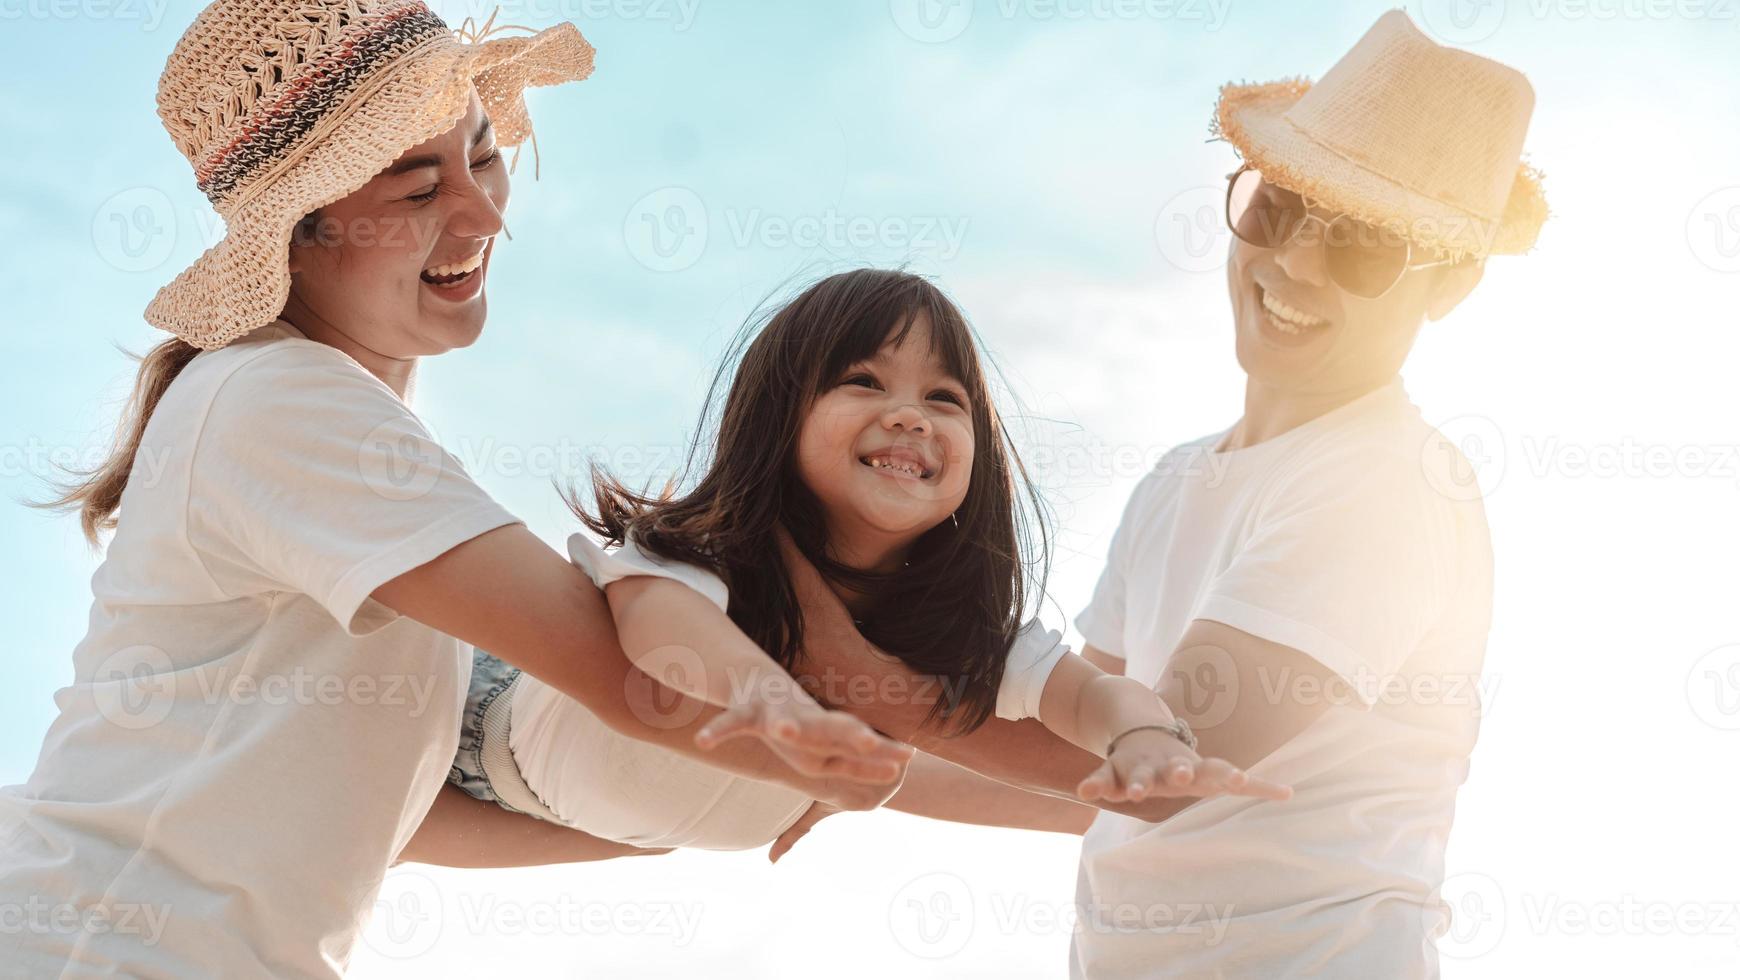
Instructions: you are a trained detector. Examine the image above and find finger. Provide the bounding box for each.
[1229,772,1293,801]
[812,752,905,785]
[775,709,877,750]
[771,741,902,784]
[1177,757,1244,797]
[767,742,835,779]
[695,708,764,749]
[1161,756,1197,787]
[769,821,809,863]
[1077,760,1118,801]
[782,714,913,770]
[1123,764,1158,800]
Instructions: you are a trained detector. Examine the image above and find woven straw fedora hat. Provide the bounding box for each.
[1212,10,1545,262]
[146,0,595,350]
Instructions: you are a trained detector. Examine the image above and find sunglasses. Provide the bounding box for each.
[1224,166,1463,300]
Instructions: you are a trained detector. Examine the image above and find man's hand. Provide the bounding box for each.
[768,801,842,863]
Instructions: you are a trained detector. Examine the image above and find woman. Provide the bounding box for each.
[0,4,908,976]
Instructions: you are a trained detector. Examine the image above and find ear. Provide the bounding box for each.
[286,212,321,275]
[1424,259,1485,322]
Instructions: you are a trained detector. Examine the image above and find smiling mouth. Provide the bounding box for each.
[1257,284,1331,337]
[859,454,934,480]
[420,250,484,288]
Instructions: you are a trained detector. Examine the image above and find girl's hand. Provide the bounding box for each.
[1076,728,1292,806]
[695,676,914,785]
[768,801,842,863]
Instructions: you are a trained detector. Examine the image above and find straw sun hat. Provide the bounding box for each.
[146,0,595,350]
[1212,10,1546,262]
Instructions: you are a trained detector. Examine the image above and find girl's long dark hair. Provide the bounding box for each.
[573,269,1049,735]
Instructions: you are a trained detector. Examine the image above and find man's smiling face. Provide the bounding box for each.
[1225,206,1485,397]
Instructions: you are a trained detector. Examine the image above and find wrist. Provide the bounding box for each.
[1106,718,1197,757]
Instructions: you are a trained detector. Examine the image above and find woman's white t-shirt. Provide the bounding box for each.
[507,534,1071,850]
[1069,381,1493,979]
[0,322,520,978]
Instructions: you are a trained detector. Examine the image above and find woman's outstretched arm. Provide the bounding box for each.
[371,524,904,811]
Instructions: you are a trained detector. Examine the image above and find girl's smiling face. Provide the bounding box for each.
[795,312,975,570]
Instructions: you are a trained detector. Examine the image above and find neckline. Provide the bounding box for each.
[1210,378,1406,459]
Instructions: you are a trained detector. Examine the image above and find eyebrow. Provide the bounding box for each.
[384,117,495,177]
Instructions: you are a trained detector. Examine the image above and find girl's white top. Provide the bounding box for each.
[508,534,1069,850]
[0,322,519,978]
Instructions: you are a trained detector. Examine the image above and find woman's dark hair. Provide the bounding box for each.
[572,268,1049,735]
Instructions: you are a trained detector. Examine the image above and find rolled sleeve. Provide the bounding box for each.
[566,533,730,613]
[995,619,1071,721]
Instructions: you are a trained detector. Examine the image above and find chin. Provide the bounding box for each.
[852,504,948,541]
[416,310,487,354]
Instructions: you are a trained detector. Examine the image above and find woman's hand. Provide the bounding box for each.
[1076,728,1292,806]
[695,672,914,785]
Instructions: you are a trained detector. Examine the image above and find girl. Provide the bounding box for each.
[462,269,1291,856]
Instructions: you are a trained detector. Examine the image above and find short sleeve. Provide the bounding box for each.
[187,343,521,636]
[566,533,731,613]
[1195,449,1462,706]
[995,619,1071,721]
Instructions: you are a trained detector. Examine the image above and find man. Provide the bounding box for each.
[1064,11,1543,976]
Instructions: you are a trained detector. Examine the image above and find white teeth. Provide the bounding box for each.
[1261,289,1326,333]
[864,456,925,478]
[423,252,484,279]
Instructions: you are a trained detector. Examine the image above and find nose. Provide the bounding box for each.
[447,169,507,242]
[881,402,930,436]
[1274,221,1328,288]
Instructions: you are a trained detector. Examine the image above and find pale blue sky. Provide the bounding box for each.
[3,3,1738,976]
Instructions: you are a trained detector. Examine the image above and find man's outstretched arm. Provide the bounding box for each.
[888,751,1097,834]
[398,784,673,868]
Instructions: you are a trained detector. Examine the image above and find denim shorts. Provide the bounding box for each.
[447,649,521,807]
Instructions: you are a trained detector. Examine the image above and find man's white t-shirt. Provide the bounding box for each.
[0,322,519,978]
[1070,381,1493,979]
[507,534,1072,850]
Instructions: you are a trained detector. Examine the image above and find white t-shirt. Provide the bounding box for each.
[508,534,1071,850]
[0,322,519,979]
[1070,381,1493,980]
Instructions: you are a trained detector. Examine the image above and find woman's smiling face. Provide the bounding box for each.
[285,91,509,359]
[795,312,975,568]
